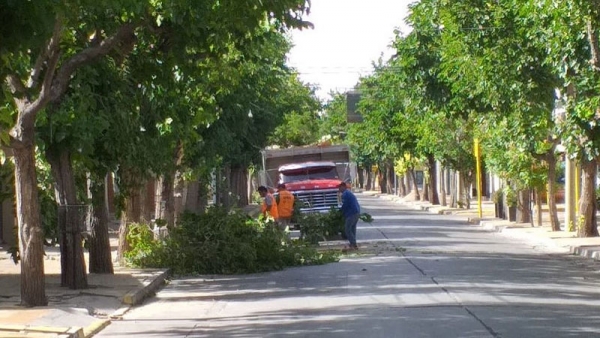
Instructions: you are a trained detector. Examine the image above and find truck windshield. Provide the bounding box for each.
[280,167,338,183]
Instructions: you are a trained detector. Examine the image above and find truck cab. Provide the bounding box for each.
[260,144,354,214]
[278,161,342,212]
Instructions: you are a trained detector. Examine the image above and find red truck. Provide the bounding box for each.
[260,144,353,213]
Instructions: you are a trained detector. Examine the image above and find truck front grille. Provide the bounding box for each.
[294,189,340,212]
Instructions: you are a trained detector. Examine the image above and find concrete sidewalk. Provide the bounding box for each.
[0,237,169,338]
[361,190,600,262]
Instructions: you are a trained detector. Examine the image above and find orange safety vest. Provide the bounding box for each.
[261,193,279,219]
[277,190,295,218]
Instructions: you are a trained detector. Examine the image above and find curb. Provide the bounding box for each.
[477,219,600,262]
[82,319,110,338]
[0,271,170,338]
[109,306,131,320]
[122,269,171,306]
[479,219,512,232]
[387,190,600,264]
[478,219,569,252]
[569,246,600,261]
[0,324,82,338]
[81,268,170,337]
[80,269,170,337]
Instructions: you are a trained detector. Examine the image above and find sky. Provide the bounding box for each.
[288,0,414,101]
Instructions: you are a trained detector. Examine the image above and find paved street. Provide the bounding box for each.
[97,194,600,338]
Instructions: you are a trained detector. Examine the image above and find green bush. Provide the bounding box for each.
[290,198,305,223]
[125,207,339,274]
[297,207,344,245]
[298,207,373,245]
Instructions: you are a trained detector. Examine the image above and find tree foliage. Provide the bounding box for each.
[1,0,314,306]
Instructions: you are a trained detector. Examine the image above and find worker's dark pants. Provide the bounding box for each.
[344,213,359,247]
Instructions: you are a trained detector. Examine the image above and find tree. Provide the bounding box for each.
[421,0,560,220]
[269,81,322,148]
[539,0,600,236]
[321,92,379,190]
[0,0,311,307]
[199,34,320,209]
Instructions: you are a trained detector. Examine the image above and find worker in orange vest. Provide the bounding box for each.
[276,183,295,230]
[258,186,279,222]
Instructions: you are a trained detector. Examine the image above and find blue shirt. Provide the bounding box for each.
[340,190,360,218]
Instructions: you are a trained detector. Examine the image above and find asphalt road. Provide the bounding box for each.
[97,194,600,338]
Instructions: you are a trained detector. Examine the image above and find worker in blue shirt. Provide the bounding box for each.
[338,182,360,251]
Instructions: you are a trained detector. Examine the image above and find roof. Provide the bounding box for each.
[279,161,337,172]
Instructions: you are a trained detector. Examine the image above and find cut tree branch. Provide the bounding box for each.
[49,23,137,103]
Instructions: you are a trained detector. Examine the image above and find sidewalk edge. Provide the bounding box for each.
[0,324,83,338]
[384,190,600,263]
[569,246,600,261]
[121,268,171,306]
[82,268,171,337]
[83,319,110,338]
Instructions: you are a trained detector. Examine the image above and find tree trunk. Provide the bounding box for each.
[171,141,184,224]
[460,172,471,209]
[422,181,429,201]
[214,168,224,207]
[106,173,116,216]
[546,153,561,231]
[139,180,154,223]
[378,168,388,194]
[160,171,175,228]
[14,144,47,306]
[399,175,407,196]
[517,189,532,224]
[184,180,201,214]
[357,166,365,189]
[427,155,440,205]
[218,166,231,209]
[410,169,420,200]
[535,188,543,227]
[440,167,447,206]
[174,170,185,224]
[154,176,163,221]
[578,158,599,237]
[229,166,249,207]
[87,174,113,274]
[449,171,457,208]
[386,163,394,194]
[46,148,87,289]
[198,179,208,213]
[366,170,373,191]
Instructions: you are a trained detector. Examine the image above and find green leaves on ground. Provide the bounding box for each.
[298,207,345,245]
[297,207,374,245]
[125,207,339,274]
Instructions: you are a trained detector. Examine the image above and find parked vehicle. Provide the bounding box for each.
[260,144,354,213]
